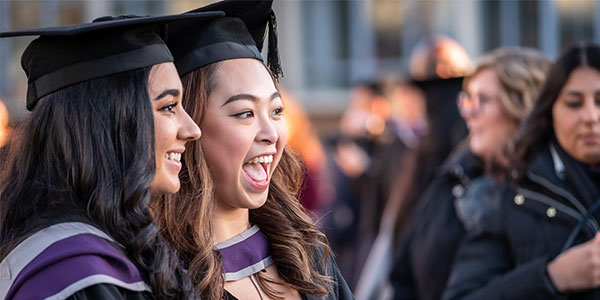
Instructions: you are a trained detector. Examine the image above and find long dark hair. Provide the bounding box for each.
[511,44,600,181]
[153,62,333,299]
[0,67,195,299]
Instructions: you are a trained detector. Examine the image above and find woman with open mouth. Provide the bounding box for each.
[152,1,354,299]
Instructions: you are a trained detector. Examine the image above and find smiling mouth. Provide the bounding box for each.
[165,152,182,162]
[242,155,273,188]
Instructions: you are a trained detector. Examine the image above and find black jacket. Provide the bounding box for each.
[68,284,153,300]
[443,146,600,300]
[390,148,484,300]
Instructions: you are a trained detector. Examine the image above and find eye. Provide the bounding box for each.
[273,106,284,117]
[159,102,177,114]
[233,110,254,119]
[478,94,496,105]
[564,99,583,108]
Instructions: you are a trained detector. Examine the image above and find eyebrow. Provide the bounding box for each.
[221,92,281,107]
[154,89,180,101]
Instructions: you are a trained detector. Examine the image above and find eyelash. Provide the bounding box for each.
[232,107,284,119]
[159,102,178,114]
[233,110,254,118]
[565,101,582,108]
[273,107,284,117]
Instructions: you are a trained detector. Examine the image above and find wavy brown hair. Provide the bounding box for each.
[152,61,334,299]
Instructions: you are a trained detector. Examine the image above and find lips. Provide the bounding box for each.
[242,154,274,189]
[581,133,600,144]
[163,150,184,171]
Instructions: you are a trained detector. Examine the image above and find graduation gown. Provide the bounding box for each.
[0,222,153,300]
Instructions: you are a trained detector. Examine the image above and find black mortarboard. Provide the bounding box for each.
[0,12,224,110]
[167,0,282,79]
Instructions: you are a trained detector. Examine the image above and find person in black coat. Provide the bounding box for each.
[390,47,551,300]
[443,44,600,300]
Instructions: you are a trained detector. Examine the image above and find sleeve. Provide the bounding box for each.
[67,283,152,300]
[389,233,417,300]
[442,203,568,300]
[330,258,355,300]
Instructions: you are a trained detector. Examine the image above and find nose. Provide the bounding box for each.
[459,102,482,120]
[457,94,481,120]
[256,114,279,144]
[178,110,202,141]
[582,100,600,124]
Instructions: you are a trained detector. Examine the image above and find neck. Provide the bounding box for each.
[212,205,251,245]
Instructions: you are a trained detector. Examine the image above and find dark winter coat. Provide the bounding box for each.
[443,146,600,300]
[390,148,484,300]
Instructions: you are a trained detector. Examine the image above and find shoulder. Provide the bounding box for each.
[308,246,354,300]
[0,222,150,300]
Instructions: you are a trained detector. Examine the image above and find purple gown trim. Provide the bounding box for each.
[1,223,149,300]
[215,225,273,281]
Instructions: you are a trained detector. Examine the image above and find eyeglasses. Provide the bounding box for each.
[457,91,499,115]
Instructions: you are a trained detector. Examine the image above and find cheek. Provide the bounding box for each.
[154,120,177,151]
[552,106,571,143]
[277,122,288,148]
[202,127,250,176]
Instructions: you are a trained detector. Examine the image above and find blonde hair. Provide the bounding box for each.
[464,47,552,123]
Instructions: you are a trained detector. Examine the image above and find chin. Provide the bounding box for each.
[580,153,600,165]
[246,193,269,209]
[150,179,180,197]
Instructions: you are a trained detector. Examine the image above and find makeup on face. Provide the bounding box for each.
[201,59,287,212]
[149,62,202,196]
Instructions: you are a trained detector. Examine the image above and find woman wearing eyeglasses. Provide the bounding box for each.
[389,48,550,300]
[443,44,600,300]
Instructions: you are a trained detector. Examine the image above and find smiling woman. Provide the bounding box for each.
[0,12,218,300]
[151,1,353,300]
[201,58,287,213]
[149,62,201,196]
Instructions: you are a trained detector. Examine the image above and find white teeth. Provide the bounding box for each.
[246,155,273,164]
[165,152,182,162]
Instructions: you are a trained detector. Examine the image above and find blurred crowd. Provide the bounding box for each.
[1,33,599,300]
[282,35,600,300]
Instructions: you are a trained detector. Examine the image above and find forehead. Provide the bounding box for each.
[212,58,276,96]
[467,67,498,89]
[562,67,600,92]
[148,63,182,94]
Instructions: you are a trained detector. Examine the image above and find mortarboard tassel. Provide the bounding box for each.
[267,10,283,81]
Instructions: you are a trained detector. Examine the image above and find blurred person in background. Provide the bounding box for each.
[390,47,551,300]
[395,35,473,236]
[444,44,600,300]
[323,80,390,288]
[0,100,10,148]
[354,79,427,299]
[281,89,331,214]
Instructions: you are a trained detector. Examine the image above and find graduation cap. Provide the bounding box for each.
[0,12,224,110]
[167,0,282,79]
